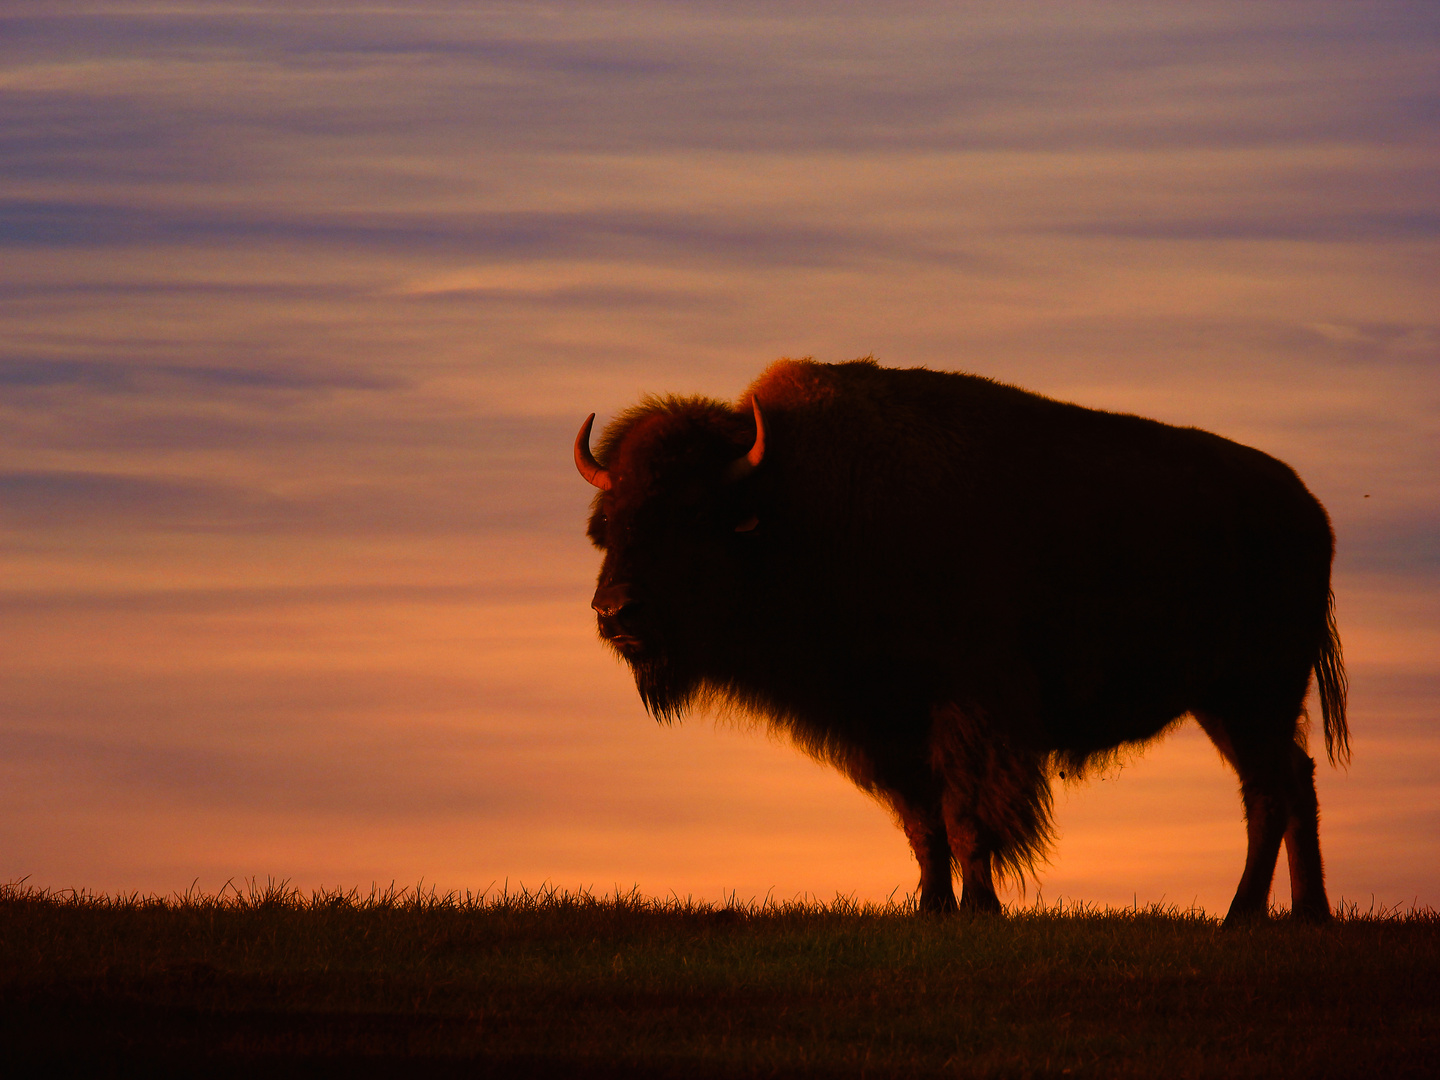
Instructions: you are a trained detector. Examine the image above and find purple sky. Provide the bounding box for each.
[2,1,1436,911]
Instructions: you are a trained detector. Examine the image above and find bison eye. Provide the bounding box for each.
[734,514,759,533]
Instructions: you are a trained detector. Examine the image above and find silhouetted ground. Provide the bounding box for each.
[2,880,1436,1076]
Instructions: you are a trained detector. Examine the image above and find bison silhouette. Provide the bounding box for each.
[575,358,1347,921]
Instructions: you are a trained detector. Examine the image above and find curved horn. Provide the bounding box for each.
[725,398,766,482]
[574,413,612,490]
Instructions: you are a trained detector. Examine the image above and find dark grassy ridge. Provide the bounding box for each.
[2,880,1436,1077]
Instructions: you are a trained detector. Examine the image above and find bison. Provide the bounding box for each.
[574,358,1348,921]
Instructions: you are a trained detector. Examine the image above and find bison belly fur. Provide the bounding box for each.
[575,358,1348,922]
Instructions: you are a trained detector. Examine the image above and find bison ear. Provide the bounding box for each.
[724,398,765,483]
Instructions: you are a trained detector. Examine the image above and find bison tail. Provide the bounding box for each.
[1315,589,1350,767]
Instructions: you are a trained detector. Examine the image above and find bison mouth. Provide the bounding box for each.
[601,629,647,657]
[596,612,648,657]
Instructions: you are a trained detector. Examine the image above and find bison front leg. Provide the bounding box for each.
[946,816,1003,914]
[897,803,958,914]
[927,703,1045,916]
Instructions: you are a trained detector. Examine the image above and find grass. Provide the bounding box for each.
[2,879,1437,1076]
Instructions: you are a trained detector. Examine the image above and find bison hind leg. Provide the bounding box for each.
[1280,743,1330,922]
[931,704,1055,914]
[1196,691,1332,925]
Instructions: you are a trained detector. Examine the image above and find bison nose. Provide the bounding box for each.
[592,583,644,641]
[591,583,632,618]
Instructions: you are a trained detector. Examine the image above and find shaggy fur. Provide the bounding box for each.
[580,358,1349,920]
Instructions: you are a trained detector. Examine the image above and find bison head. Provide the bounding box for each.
[575,396,766,720]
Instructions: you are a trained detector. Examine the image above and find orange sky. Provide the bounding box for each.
[1,1,1436,913]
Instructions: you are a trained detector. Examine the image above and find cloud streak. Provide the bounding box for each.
[4,3,1435,159]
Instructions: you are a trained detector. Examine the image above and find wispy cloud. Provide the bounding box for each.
[0,198,968,269]
[0,469,286,530]
[1049,210,1440,243]
[0,355,395,392]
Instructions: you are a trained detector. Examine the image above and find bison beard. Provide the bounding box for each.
[576,358,1349,922]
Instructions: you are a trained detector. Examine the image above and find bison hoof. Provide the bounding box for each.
[1289,903,1334,924]
[960,895,1004,916]
[918,893,959,916]
[1221,904,1269,929]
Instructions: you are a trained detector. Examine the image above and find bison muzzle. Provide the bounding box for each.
[574,358,1348,922]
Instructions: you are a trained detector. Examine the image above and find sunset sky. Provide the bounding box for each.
[2,1,1436,913]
